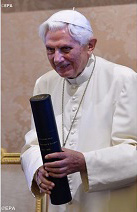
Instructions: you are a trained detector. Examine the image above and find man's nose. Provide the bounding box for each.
[54,50,64,64]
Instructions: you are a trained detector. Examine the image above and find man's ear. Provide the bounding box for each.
[88,38,97,54]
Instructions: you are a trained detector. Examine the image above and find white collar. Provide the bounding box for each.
[66,54,95,85]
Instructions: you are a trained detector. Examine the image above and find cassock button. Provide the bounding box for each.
[71,130,75,135]
[72,107,77,112]
[69,142,74,146]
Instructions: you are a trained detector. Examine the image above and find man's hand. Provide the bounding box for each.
[35,148,86,194]
[35,165,55,195]
[44,148,86,178]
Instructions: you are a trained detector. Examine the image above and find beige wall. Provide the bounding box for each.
[1,4,137,153]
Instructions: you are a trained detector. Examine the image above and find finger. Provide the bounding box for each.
[48,172,67,178]
[44,166,67,174]
[40,187,51,195]
[37,165,50,178]
[38,166,49,177]
[44,159,67,168]
[45,152,66,160]
[39,175,55,187]
[37,169,55,188]
[44,161,61,168]
[39,181,55,191]
[38,169,49,178]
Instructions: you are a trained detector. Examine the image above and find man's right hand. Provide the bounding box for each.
[35,165,55,195]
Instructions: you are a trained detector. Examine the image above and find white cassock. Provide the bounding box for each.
[21,55,137,212]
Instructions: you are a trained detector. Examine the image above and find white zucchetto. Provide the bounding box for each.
[46,10,93,32]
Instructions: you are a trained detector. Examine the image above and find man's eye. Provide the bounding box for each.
[46,47,55,54]
[61,47,72,53]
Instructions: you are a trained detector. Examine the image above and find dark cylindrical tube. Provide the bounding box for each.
[30,94,72,205]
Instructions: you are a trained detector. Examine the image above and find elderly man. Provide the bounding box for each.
[21,10,137,212]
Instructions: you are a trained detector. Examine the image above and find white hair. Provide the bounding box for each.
[39,21,93,46]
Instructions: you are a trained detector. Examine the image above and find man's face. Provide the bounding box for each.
[45,27,91,78]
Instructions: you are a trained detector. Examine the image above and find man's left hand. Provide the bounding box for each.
[44,148,86,178]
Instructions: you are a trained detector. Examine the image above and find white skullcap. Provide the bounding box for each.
[46,10,93,32]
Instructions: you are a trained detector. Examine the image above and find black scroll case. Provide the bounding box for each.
[30,94,72,205]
